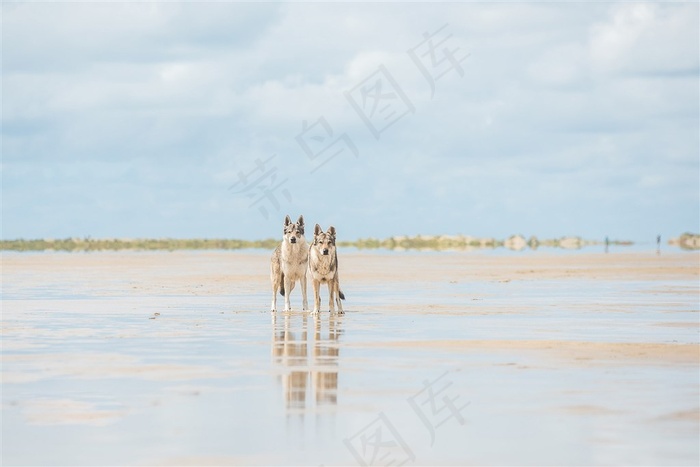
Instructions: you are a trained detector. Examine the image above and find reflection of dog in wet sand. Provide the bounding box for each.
[270,215,308,312]
[271,314,343,410]
[309,224,345,314]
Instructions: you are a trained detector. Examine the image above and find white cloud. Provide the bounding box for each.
[1,2,697,240]
[589,3,699,75]
[590,4,656,65]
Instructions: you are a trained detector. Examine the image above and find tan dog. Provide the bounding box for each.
[270,215,308,312]
[308,224,345,314]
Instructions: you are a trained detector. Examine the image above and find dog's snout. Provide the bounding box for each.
[290,237,296,244]
[322,248,329,255]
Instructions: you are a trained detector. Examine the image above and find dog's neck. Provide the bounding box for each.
[311,249,335,274]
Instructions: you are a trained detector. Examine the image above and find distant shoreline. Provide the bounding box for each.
[2,233,697,252]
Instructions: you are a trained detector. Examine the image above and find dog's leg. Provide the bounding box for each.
[329,275,343,314]
[335,278,344,313]
[270,270,280,313]
[270,247,282,312]
[271,281,278,312]
[283,275,294,311]
[312,279,321,314]
[301,271,309,311]
[328,282,336,313]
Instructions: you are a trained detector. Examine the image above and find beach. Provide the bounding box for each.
[2,249,699,465]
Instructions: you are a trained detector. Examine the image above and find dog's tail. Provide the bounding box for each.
[339,289,345,300]
[279,273,285,296]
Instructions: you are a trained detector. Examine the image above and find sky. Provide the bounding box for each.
[2,1,698,242]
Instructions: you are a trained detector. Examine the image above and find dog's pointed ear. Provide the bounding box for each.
[328,226,336,238]
[314,224,322,236]
[284,215,291,226]
[297,215,304,227]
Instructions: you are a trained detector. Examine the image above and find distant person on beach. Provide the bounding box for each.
[657,235,661,255]
[605,236,610,253]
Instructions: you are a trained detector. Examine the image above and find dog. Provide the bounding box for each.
[308,224,345,314]
[270,215,309,312]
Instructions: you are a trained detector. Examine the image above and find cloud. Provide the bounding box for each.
[2,2,279,73]
[589,3,699,76]
[1,2,698,241]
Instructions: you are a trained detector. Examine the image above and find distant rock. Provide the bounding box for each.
[669,233,700,250]
[504,235,527,251]
[559,237,583,249]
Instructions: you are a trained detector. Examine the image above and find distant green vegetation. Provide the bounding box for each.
[0,238,279,252]
[338,235,500,250]
[339,234,619,251]
[0,234,639,252]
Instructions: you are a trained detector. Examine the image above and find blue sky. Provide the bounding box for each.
[2,2,698,242]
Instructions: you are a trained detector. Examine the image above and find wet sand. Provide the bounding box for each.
[2,249,699,465]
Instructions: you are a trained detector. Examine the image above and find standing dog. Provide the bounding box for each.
[270,215,309,312]
[309,224,345,314]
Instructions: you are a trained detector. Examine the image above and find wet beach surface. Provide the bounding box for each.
[2,250,699,465]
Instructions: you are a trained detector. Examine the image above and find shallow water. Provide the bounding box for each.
[1,251,698,465]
